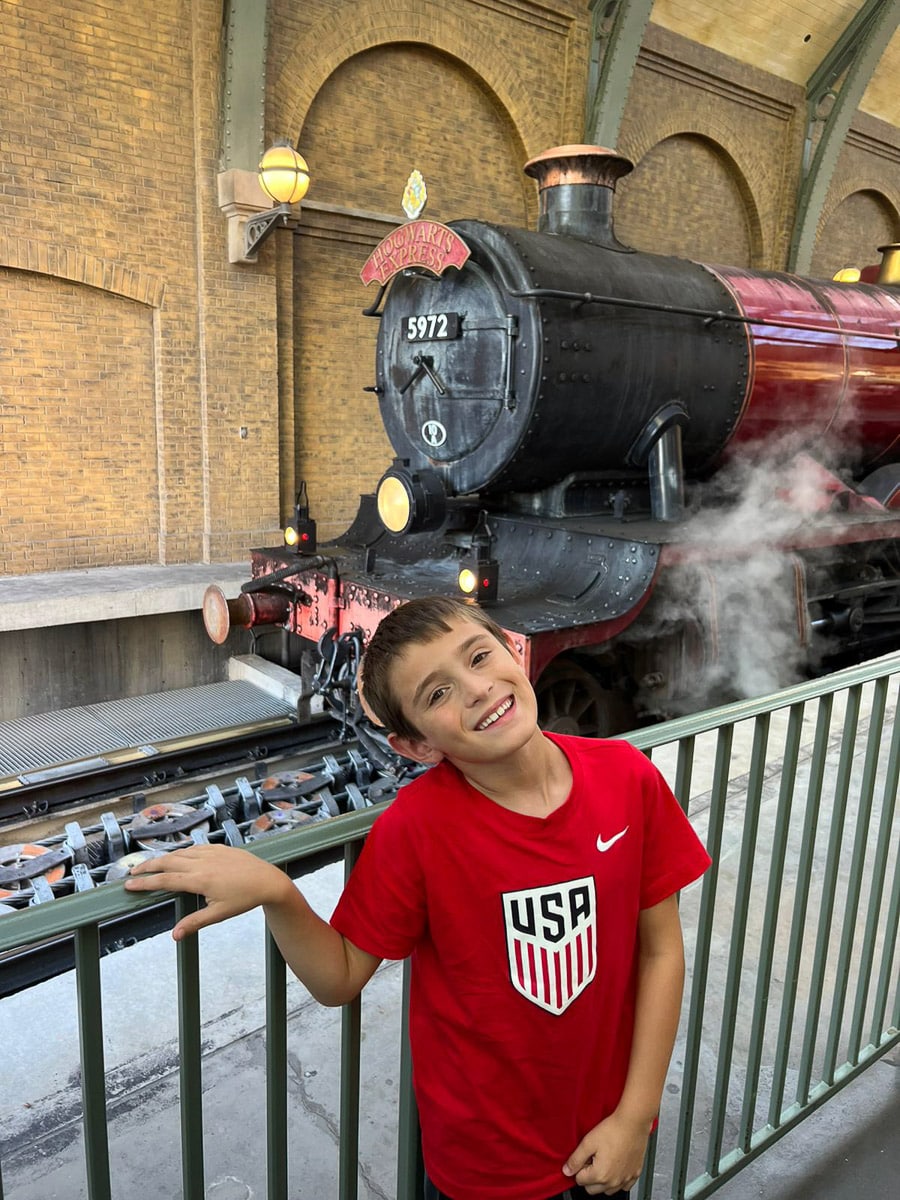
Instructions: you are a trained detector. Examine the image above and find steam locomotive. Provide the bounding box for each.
[205,145,900,737]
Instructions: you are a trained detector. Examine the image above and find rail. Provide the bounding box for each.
[1,655,898,1199]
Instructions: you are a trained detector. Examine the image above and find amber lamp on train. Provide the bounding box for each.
[284,483,317,553]
[457,561,499,605]
[456,510,499,605]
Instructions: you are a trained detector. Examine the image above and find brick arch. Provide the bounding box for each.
[277,0,546,162]
[0,236,165,307]
[817,176,900,237]
[619,117,768,267]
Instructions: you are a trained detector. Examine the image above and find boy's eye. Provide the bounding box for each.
[427,686,448,706]
[472,649,491,666]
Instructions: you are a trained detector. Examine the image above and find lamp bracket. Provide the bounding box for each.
[244,204,291,257]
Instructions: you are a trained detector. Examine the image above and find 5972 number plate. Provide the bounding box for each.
[404,312,461,342]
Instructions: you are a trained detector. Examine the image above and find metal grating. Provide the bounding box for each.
[0,682,294,777]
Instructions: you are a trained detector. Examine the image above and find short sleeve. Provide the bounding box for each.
[635,751,711,909]
[330,796,428,960]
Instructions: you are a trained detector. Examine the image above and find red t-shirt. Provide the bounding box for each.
[331,733,711,1200]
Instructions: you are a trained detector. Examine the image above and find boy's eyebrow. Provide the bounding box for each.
[410,633,488,708]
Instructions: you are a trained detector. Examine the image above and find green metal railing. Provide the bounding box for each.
[1,655,897,1200]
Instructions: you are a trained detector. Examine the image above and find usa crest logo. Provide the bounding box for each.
[502,877,596,1015]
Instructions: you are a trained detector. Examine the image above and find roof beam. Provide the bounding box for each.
[788,0,900,273]
[584,0,654,148]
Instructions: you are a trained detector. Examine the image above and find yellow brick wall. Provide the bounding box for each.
[2,2,899,578]
[0,271,157,573]
[0,0,284,574]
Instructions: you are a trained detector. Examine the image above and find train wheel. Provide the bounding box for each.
[535,657,634,738]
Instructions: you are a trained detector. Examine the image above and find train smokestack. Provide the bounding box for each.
[523,144,633,245]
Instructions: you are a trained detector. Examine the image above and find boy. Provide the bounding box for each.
[127,596,710,1200]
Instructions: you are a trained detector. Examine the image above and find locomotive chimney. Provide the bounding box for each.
[523,144,633,245]
[876,243,900,285]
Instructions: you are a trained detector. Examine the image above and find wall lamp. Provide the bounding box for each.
[217,141,310,265]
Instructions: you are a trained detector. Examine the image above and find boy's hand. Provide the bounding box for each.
[562,1109,650,1195]
[124,844,291,940]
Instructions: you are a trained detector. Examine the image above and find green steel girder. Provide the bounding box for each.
[221,0,269,172]
[585,0,654,148]
[788,0,900,273]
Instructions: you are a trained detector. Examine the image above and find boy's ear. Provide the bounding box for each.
[387,732,445,765]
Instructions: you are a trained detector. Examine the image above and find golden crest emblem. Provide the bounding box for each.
[402,169,427,220]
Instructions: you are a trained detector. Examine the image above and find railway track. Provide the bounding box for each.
[0,725,423,997]
[0,707,340,825]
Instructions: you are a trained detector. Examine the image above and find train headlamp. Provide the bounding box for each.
[375,465,446,535]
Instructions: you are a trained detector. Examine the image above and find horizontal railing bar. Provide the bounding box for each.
[0,806,383,951]
[685,1036,899,1199]
[623,654,900,750]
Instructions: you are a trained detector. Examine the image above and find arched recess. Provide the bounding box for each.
[285,42,534,540]
[615,133,762,269]
[810,188,900,280]
[276,0,551,165]
[0,239,166,574]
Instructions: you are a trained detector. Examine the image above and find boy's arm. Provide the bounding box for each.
[563,894,685,1193]
[125,844,382,1007]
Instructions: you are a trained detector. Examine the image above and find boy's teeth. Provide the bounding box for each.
[478,698,512,729]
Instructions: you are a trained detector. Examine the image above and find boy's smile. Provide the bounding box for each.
[386,617,540,766]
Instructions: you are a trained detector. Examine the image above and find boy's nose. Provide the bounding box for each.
[463,672,492,705]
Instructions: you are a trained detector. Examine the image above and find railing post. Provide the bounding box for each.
[339,841,363,1200]
[75,923,112,1200]
[396,958,423,1200]
[266,924,288,1200]
[176,894,205,1199]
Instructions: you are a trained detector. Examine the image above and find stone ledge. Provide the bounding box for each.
[0,564,251,632]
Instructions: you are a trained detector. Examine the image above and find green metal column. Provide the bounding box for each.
[787,0,900,272]
[585,0,654,148]
[222,0,269,171]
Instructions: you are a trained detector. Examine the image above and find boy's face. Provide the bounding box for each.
[386,617,540,767]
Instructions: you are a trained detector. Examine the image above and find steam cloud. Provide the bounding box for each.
[637,447,857,713]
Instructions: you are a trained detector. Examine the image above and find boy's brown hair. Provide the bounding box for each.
[359,596,511,739]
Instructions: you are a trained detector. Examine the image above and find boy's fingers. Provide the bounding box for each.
[172,908,216,941]
[562,1140,590,1177]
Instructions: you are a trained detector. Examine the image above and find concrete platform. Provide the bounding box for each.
[0,563,250,632]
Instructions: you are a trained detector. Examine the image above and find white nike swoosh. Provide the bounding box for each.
[596,826,629,852]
